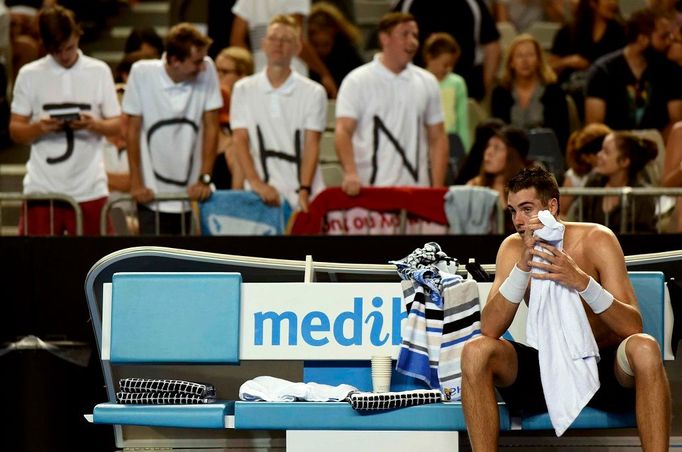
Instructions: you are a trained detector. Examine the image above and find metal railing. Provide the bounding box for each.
[0,193,83,236]
[100,193,198,236]
[559,187,682,234]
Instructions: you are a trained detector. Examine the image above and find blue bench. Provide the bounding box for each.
[84,247,667,449]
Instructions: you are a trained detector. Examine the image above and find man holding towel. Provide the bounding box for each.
[461,166,670,451]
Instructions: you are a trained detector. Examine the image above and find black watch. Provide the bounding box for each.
[199,173,212,185]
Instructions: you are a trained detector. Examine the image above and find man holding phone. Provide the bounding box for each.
[9,6,121,235]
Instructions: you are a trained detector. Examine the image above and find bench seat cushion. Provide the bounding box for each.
[234,401,510,431]
[93,401,235,429]
[522,407,635,430]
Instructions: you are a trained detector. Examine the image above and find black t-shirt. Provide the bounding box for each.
[393,0,500,100]
[585,49,682,131]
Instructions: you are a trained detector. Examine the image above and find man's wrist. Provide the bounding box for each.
[499,264,530,304]
[578,276,614,314]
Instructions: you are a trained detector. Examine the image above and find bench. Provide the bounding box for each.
[84,246,667,450]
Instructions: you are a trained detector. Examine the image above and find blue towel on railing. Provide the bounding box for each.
[199,190,292,235]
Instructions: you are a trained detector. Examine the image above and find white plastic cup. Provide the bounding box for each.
[370,355,392,392]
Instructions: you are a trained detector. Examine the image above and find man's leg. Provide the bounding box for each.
[616,333,670,452]
[461,336,518,452]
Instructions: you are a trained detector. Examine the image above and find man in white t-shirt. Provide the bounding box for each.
[231,14,326,212]
[9,6,121,236]
[230,0,338,98]
[335,12,448,196]
[123,23,222,235]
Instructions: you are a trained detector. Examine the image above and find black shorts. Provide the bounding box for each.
[497,341,635,417]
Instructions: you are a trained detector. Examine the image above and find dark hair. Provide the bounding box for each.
[378,12,416,35]
[479,126,529,187]
[566,123,612,176]
[422,32,460,62]
[612,131,658,183]
[165,23,213,61]
[570,0,621,46]
[506,166,561,210]
[38,6,83,54]
[625,8,659,43]
[115,49,157,83]
[124,27,165,56]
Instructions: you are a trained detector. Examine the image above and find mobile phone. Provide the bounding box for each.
[48,106,81,121]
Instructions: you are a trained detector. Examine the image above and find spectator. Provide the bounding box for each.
[393,0,501,101]
[334,12,448,196]
[123,26,164,58]
[9,5,121,235]
[549,0,625,116]
[455,117,505,185]
[7,0,56,80]
[561,122,611,216]
[230,0,338,97]
[466,125,529,205]
[423,32,470,151]
[650,0,682,65]
[583,131,659,232]
[307,1,364,88]
[231,15,327,212]
[585,8,682,138]
[492,34,570,150]
[213,46,251,190]
[123,23,221,235]
[661,120,682,231]
[492,0,567,32]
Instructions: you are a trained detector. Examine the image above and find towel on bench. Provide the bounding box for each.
[348,389,442,410]
[116,391,216,405]
[119,378,216,398]
[239,376,357,402]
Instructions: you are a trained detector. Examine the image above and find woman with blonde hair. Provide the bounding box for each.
[491,34,570,149]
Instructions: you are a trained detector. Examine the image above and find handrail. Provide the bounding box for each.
[0,192,83,236]
[100,193,197,236]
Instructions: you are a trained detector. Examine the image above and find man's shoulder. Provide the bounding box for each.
[291,71,325,94]
[16,56,50,77]
[129,58,163,77]
[343,60,378,82]
[593,49,625,70]
[233,72,262,93]
[79,54,113,72]
[408,64,438,84]
[565,221,617,249]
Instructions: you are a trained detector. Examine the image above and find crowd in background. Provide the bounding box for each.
[2,0,682,236]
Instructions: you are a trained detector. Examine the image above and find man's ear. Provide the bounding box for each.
[549,198,559,216]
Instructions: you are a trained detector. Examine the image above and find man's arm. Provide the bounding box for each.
[427,121,448,187]
[664,100,682,142]
[230,15,250,49]
[70,114,121,137]
[298,129,321,212]
[584,97,606,125]
[125,114,154,203]
[187,109,219,201]
[232,127,280,205]
[335,116,360,196]
[9,113,61,144]
[482,41,501,96]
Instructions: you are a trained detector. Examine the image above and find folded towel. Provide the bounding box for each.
[239,376,357,402]
[118,378,215,398]
[116,392,216,405]
[347,389,442,410]
[526,210,600,436]
[199,190,291,236]
[444,186,499,234]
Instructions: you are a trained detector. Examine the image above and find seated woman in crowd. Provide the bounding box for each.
[583,131,659,233]
[548,0,625,115]
[212,46,252,190]
[561,122,612,217]
[307,1,364,89]
[662,121,682,231]
[491,34,569,150]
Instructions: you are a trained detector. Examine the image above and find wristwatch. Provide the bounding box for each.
[199,173,212,185]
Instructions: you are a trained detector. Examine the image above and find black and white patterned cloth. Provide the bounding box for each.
[119,378,216,398]
[347,389,442,411]
[117,378,216,405]
[116,391,216,405]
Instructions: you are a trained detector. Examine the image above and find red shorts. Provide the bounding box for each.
[18,196,109,236]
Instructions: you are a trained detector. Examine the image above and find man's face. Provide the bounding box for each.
[52,33,80,68]
[171,46,207,82]
[380,21,419,69]
[650,17,675,54]
[507,187,553,235]
[215,54,241,91]
[262,23,301,67]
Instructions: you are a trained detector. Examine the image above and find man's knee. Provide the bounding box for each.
[462,335,513,379]
[623,333,663,375]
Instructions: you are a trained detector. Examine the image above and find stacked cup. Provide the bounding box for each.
[370,355,393,393]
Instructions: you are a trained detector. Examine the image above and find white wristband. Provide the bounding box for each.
[499,264,530,304]
[579,276,614,314]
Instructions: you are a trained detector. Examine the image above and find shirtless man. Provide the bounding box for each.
[461,166,670,451]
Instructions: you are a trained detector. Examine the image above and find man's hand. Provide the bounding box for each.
[341,172,361,196]
[130,183,155,203]
[252,181,280,206]
[187,182,212,202]
[69,113,96,131]
[39,117,63,134]
[528,241,591,291]
[298,190,310,213]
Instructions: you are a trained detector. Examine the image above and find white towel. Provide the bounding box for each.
[526,210,601,436]
[239,376,357,402]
